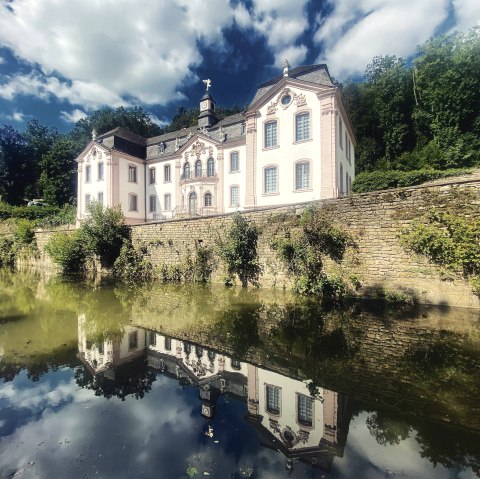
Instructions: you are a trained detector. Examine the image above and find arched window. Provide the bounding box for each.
[183,161,190,179]
[207,158,215,177]
[204,192,212,207]
[195,159,202,177]
[188,191,197,215]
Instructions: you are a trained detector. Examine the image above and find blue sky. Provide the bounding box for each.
[0,0,479,133]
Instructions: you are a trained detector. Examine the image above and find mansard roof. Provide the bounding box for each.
[97,127,147,145]
[251,64,335,105]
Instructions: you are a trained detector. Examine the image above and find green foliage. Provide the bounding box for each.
[218,213,261,287]
[13,219,35,245]
[352,168,471,193]
[343,27,480,174]
[39,138,78,205]
[401,210,480,293]
[0,237,16,268]
[34,204,76,228]
[81,202,130,268]
[271,206,353,298]
[45,231,86,273]
[113,241,153,284]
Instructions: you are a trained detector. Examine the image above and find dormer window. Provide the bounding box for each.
[158,142,165,154]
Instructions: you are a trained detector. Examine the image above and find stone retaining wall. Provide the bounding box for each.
[31,176,480,308]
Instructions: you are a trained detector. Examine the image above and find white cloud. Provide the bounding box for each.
[0,110,25,122]
[249,0,310,66]
[0,0,237,109]
[313,0,480,79]
[452,0,480,34]
[60,109,88,123]
[148,113,169,127]
[0,56,4,65]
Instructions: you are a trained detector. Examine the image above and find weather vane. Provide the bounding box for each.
[202,79,211,91]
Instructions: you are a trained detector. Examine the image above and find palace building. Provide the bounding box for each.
[76,62,356,224]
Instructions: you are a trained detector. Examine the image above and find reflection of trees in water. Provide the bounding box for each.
[366,411,412,445]
[74,360,156,401]
[362,406,480,475]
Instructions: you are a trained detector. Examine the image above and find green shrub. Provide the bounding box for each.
[218,213,261,287]
[13,219,35,245]
[0,237,16,267]
[81,203,130,268]
[271,206,354,298]
[401,210,480,294]
[113,241,153,283]
[45,231,86,273]
[35,204,76,228]
[352,168,472,193]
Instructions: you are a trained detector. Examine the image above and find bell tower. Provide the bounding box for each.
[198,79,217,128]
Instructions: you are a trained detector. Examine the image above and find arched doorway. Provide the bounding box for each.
[188,191,197,215]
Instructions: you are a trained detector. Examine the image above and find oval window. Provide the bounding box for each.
[281,95,292,105]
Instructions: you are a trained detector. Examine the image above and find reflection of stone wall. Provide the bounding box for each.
[130,302,480,431]
[32,176,480,307]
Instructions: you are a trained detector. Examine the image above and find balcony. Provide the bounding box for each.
[180,169,218,184]
[175,205,219,218]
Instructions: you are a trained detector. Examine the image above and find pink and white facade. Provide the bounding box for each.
[76,64,356,225]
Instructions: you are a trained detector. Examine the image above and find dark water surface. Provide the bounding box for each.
[1,270,480,478]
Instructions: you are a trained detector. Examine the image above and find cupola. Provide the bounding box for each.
[198,79,217,128]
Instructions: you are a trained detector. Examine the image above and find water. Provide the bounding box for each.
[1,270,480,478]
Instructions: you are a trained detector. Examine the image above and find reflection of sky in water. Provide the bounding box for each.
[0,368,478,479]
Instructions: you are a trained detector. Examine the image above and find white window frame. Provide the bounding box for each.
[85,165,91,183]
[295,112,310,142]
[164,193,172,211]
[230,151,239,172]
[264,166,278,194]
[204,192,212,207]
[164,164,171,183]
[97,162,104,181]
[264,120,278,149]
[149,195,157,212]
[97,192,104,205]
[128,165,137,183]
[128,193,138,212]
[149,167,156,185]
[230,185,240,207]
[295,160,311,190]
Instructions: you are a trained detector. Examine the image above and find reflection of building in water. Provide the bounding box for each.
[78,320,350,473]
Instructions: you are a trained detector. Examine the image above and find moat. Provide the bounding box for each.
[1,270,480,478]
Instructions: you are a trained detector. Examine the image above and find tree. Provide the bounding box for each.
[39,137,78,205]
[68,106,163,149]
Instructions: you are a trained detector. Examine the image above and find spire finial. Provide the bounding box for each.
[283,59,290,77]
[92,128,97,141]
[202,79,212,91]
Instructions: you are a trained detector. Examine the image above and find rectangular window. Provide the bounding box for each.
[149,167,156,184]
[295,113,310,142]
[129,194,138,212]
[265,121,277,148]
[85,165,91,183]
[98,162,104,181]
[85,194,91,206]
[149,195,157,212]
[98,192,104,205]
[164,337,172,350]
[164,194,171,211]
[164,164,171,182]
[295,162,310,190]
[339,117,343,149]
[148,331,156,346]
[128,165,137,183]
[230,186,239,206]
[297,394,313,426]
[230,152,239,172]
[128,331,138,350]
[266,385,280,415]
[264,167,277,194]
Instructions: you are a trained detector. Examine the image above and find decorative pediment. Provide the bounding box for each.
[192,140,206,158]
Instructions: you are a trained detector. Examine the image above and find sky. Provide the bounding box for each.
[0,0,479,133]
